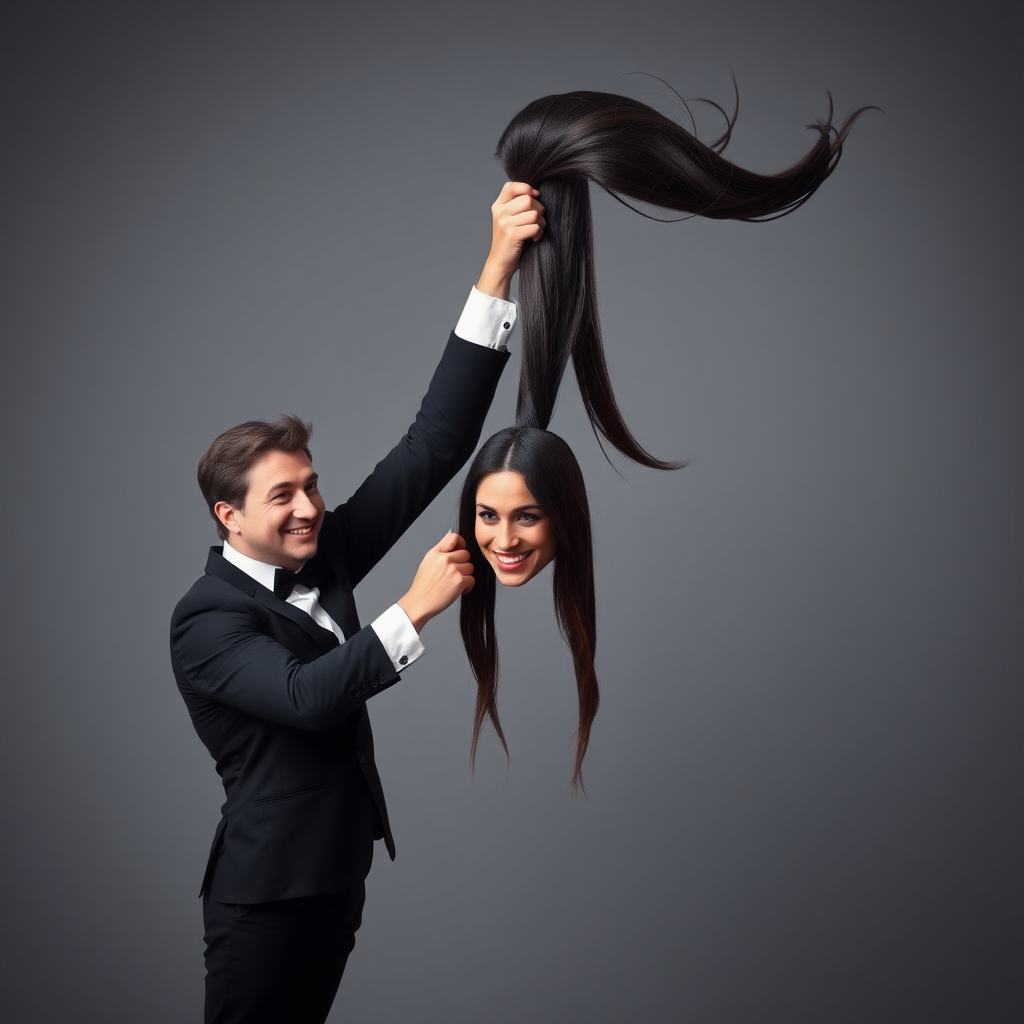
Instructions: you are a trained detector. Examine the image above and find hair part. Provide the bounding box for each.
[197,414,313,539]
[459,427,599,792]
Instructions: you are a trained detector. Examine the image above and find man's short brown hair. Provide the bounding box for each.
[198,415,313,540]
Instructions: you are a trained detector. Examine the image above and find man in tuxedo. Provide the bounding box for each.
[170,183,545,1024]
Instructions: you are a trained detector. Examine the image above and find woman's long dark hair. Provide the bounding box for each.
[458,84,872,790]
[459,427,598,791]
[497,86,873,467]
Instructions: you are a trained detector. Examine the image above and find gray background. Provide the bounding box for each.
[2,1,1021,1021]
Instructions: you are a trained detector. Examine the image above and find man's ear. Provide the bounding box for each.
[214,501,242,535]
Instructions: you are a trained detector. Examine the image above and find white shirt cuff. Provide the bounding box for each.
[371,604,425,673]
[454,286,517,351]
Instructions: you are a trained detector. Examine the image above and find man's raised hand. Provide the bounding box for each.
[476,181,546,300]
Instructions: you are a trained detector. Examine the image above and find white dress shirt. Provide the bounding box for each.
[222,286,517,674]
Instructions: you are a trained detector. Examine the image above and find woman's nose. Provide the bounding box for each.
[498,520,518,549]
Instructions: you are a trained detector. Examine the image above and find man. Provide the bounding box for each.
[170,183,544,1024]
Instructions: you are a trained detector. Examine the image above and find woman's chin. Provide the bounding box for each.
[496,572,534,588]
[490,556,537,587]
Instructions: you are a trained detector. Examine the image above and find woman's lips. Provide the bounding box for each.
[493,550,531,572]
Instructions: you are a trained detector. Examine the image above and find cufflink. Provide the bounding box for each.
[399,655,408,666]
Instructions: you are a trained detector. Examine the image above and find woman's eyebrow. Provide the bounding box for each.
[476,502,543,514]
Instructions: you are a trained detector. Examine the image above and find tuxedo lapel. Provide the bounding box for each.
[287,538,360,639]
[284,550,362,641]
[254,590,341,653]
[317,582,361,640]
[204,548,341,654]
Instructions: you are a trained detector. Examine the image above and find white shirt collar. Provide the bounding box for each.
[221,539,285,592]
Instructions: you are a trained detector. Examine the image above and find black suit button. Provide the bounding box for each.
[399,655,408,666]
[503,322,511,329]
[357,750,365,764]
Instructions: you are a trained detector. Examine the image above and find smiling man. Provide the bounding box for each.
[212,447,325,569]
[170,183,544,1024]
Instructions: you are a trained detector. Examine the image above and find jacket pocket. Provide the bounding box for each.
[253,783,327,807]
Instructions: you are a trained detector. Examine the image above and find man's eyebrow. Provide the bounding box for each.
[264,472,318,497]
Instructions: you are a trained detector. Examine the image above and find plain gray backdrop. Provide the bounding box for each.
[2,1,1021,1021]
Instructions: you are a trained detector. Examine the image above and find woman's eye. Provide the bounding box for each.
[519,513,540,523]
[478,511,498,522]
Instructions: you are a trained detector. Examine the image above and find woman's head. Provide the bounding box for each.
[473,470,557,587]
[459,427,599,790]
[460,426,588,588]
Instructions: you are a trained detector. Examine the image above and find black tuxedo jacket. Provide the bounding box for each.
[170,335,508,904]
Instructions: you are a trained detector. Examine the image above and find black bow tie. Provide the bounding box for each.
[273,558,324,600]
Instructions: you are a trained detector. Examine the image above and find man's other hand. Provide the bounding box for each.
[397,532,475,632]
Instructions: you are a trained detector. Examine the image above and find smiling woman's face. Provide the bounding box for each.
[474,471,557,587]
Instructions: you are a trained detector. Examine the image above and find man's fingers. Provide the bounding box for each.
[495,196,546,248]
[501,200,546,229]
[448,532,468,550]
[512,222,544,242]
[510,212,545,232]
[503,193,544,215]
[496,181,540,204]
[437,531,460,552]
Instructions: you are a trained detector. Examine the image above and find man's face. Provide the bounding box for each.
[216,449,326,570]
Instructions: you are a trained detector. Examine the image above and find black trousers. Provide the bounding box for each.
[202,885,366,1024]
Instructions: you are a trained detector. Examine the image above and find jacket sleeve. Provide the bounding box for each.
[326,334,509,587]
[170,588,399,732]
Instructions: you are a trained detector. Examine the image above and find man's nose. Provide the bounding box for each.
[294,492,318,517]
